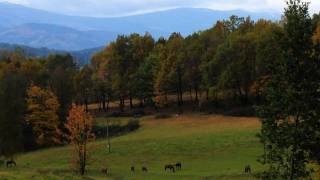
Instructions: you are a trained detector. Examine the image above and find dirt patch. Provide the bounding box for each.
[144,114,260,130]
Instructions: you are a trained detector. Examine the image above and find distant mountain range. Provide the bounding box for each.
[0,43,103,65]
[0,23,116,51]
[0,2,281,62]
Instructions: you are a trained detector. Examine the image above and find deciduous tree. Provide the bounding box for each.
[65,104,95,176]
[26,85,61,147]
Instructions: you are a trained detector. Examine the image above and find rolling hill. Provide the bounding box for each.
[0,43,102,65]
[0,2,281,51]
[0,23,115,50]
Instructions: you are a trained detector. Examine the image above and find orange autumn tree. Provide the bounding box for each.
[26,85,61,147]
[65,104,95,175]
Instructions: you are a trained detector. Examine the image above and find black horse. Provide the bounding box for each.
[142,166,148,172]
[175,162,182,170]
[244,165,251,173]
[131,166,135,172]
[165,164,175,172]
[6,160,16,168]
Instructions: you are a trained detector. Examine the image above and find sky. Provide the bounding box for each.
[1,0,320,17]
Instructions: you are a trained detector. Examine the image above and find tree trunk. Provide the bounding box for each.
[119,98,124,112]
[206,89,209,101]
[189,88,193,101]
[106,118,111,153]
[195,88,199,103]
[102,93,106,112]
[84,98,88,112]
[106,98,110,111]
[130,95,133,109]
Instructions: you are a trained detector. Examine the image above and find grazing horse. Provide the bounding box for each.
[6,160,16,168]
[175,162,182,170]
[142,166,148,172]
[244,165,251,173]
[165,164,175,172]
[101,167,109,175]
[131,166,135,172]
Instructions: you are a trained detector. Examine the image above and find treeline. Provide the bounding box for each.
[0,53,77,155]
[89,13,320,112]
[1,1,320,177]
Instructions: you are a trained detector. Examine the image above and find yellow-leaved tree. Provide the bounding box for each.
[65,104,95,175]
[26,85,61,147]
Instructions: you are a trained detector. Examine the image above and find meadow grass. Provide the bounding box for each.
[0,114,263,179]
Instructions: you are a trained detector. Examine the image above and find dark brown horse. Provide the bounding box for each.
[175,162,182,170]
[165,164,175,172]
[142,166,148,172]
[6,160,16,168]
[101,167,109,175]
[244,165,251,173]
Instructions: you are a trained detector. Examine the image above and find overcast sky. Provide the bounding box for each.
[1,0,320,17]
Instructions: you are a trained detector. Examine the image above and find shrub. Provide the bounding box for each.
[127,119,140,132]
[155,113,172,119]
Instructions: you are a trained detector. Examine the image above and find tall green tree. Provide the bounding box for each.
[0,62,27,159]
[46,54,77,126]
[258,0,319,179]
[155,33,184,108]
[74,65,93,112]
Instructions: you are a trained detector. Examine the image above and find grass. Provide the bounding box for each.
[0,114,263,179]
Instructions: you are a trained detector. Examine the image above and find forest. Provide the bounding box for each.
[1,0,320,179]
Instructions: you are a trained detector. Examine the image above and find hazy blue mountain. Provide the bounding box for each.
[0,2,280,34]
[0,2,281,51]
[118,8,280,36]
[0,42,102,65]
[0,23,116,50]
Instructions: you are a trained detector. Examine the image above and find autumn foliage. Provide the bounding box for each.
[26,85,61,147]
[65,104,95,175]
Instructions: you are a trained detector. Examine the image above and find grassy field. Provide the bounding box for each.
[0,114,263,179]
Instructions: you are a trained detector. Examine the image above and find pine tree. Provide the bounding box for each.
[0,62,26,159]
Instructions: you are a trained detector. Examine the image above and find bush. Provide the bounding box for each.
[155,113,172,119]
[132,110,145,118]
[93,119,140,138]
[127,119,140,132]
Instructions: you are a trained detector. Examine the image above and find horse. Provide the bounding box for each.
[244,165,251,173]
[101,167,109,175]
[175,162,182,170]
[142,166,148,172]
[6,160,16,168]
[165,164,175,172]
[131,166,135,172]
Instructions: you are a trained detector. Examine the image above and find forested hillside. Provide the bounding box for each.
[0,0,320,179]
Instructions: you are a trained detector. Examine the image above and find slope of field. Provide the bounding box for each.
[0,114,263,179]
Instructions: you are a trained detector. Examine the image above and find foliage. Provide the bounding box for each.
[65,104,95,175]
[46,54,77,126]
[258,0,320,179]
[26,85,61,147]
[0,61,27,159]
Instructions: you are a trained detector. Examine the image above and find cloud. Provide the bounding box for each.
[1,0,319,17]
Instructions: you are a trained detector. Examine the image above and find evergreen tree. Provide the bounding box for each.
[0,62,27,159]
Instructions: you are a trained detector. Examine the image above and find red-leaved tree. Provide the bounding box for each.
[65,104,95,175]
